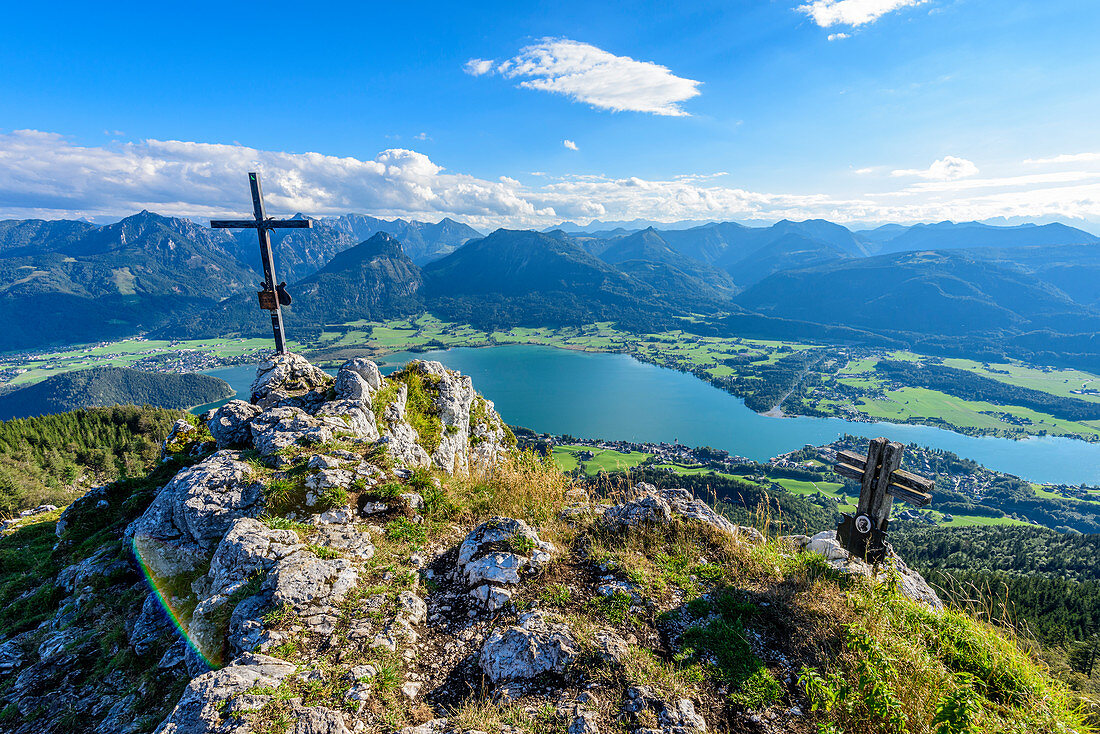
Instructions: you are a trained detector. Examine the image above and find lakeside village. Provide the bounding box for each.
[521,430,1098,527]
[0,337,269,387]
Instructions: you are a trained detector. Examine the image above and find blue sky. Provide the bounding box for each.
[2,0,1099,229]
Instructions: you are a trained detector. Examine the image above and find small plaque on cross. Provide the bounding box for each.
[833,437,934,563]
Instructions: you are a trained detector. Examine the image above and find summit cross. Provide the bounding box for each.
[210,172,312,354]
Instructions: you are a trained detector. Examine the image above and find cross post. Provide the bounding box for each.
[832,437,934,563]
[210,172,312,354]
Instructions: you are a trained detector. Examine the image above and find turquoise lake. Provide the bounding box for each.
[200,344,1100,486]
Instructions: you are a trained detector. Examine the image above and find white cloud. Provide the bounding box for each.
[827,32,850,40]
[799,0,925,28]
[463,58,493,76]
[464,38,701,116]
[891,156,978,180]
[4,129,1100,230]
[563,139,579,151]
[413,132,431,141]
[1024,152,1100,165]
[853,167,875,175]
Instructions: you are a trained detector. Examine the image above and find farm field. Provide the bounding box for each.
[0,337,286,387]
[6,314,1100,445]
[551,444,652,475]
[856,386,1100,439]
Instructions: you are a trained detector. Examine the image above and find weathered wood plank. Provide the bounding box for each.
[834,462,866,481]
[887,483,932,507]
[856,437,886,517]
[869,440,904,529]
[836,449,868,469]
[891,468,934,493]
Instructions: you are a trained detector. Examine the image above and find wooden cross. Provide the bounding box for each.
[210,172,312,355]
[833,437,934,563]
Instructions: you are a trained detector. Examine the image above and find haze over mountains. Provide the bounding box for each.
[1,210,1098,369]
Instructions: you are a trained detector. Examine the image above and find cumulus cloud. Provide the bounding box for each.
[463,58,493,76]
[464,38,701,116]
[3,129,1100,229]
[891,156,978,181]
[799,0,925,28]
[0,129,549,227]
[827,33,850,40]
[563,139,579,151]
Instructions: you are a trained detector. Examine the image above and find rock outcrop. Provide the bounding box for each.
[0,352,977,734]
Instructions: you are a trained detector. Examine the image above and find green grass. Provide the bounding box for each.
[858,386,1100,439]
[551,444,652,475]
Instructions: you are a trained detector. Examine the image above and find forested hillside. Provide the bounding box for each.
[0,367,232,420]
[0,405,184,516]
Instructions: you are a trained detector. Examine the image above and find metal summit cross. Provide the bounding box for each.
[832,437,935,564]
[210,172,312,354]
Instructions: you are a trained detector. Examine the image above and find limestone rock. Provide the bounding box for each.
[805,530,943,609]
[265,554,358,631]
[157,653,296,734]
[307,523,375,560]
[228,594,271,657]
[340,358,383,393]
[194,518,303,599]
[604,490,672,527]
[606,484,760,543]
[334,359,382,401]
[593,630,630,664]
[208,401,262,449]
[251,353,332,409]
[292,706,351,734]
[315,399,379,442]
[187,518,304,662]
[57,545,131,593]
[456,518,556,610]
[377,383,432,468]
[660,699,707,733]
[479,611,577,682]
[130,593,175,656]
[127,452,263,581]
[250,407,334,456]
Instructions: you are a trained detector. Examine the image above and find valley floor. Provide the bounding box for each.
[4,315,1100,445]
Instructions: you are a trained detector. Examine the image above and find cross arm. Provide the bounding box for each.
[832,449,934,506]
[210,219,313,229]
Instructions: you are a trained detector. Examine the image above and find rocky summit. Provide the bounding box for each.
[0,353,1083,734]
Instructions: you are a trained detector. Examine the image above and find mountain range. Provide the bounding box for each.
[2,211,1098,368]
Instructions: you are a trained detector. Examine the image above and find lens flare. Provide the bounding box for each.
[131,536,215,671]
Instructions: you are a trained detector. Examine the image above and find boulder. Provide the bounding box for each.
[250,407,334,456]
[193,518,303,600]
[480,611,578,683]
[315,399,379,442]
[187,519,304,662]
[804,530,943,609]
[156,653,297,734]
[127,452,264,581]
[340,358,383,392]
[456,518,556,609]
[293,706,351,734]
[264,554,358,634]
[207,401,262,449]
[306,523,375,560]
[251,353,332,409]
[606,484,762,543]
